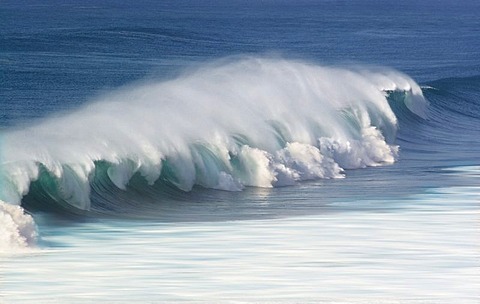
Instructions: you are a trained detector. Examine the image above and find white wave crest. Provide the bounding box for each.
[0,57,427,210]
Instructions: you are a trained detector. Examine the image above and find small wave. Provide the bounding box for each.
[423,74,480,122]
[420,85,437,90]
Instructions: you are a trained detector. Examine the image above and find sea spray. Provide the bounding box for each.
[0,57,427,213]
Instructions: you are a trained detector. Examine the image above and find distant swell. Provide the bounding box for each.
[0,57,427,240]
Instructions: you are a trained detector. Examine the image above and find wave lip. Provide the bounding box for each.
[0,57,427,213]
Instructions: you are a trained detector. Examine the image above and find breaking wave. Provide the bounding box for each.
[0,57,427,248]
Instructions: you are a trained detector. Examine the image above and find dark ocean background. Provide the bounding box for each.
[1,0,479,303]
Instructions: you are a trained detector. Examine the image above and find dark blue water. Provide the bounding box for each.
[2,0,479,126]
[1,1,479,302]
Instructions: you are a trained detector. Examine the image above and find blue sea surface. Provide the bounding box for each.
[1,0,479,303]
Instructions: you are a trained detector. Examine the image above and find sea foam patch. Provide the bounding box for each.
[0,200,37,251]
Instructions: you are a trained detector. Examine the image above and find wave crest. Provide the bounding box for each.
[0,57,427,212]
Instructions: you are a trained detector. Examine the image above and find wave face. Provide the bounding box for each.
[0,58,427,246]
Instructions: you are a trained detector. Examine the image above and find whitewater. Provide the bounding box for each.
[0,58,428,250]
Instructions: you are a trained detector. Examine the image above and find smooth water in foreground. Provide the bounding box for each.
[2,166,479,303]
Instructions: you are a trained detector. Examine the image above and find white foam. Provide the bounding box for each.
[0,200,37,252]
[275,142,344,185]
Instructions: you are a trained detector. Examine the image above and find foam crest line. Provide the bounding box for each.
[0,57,427,212]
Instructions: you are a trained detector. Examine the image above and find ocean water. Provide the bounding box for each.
[1,0,479,303]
